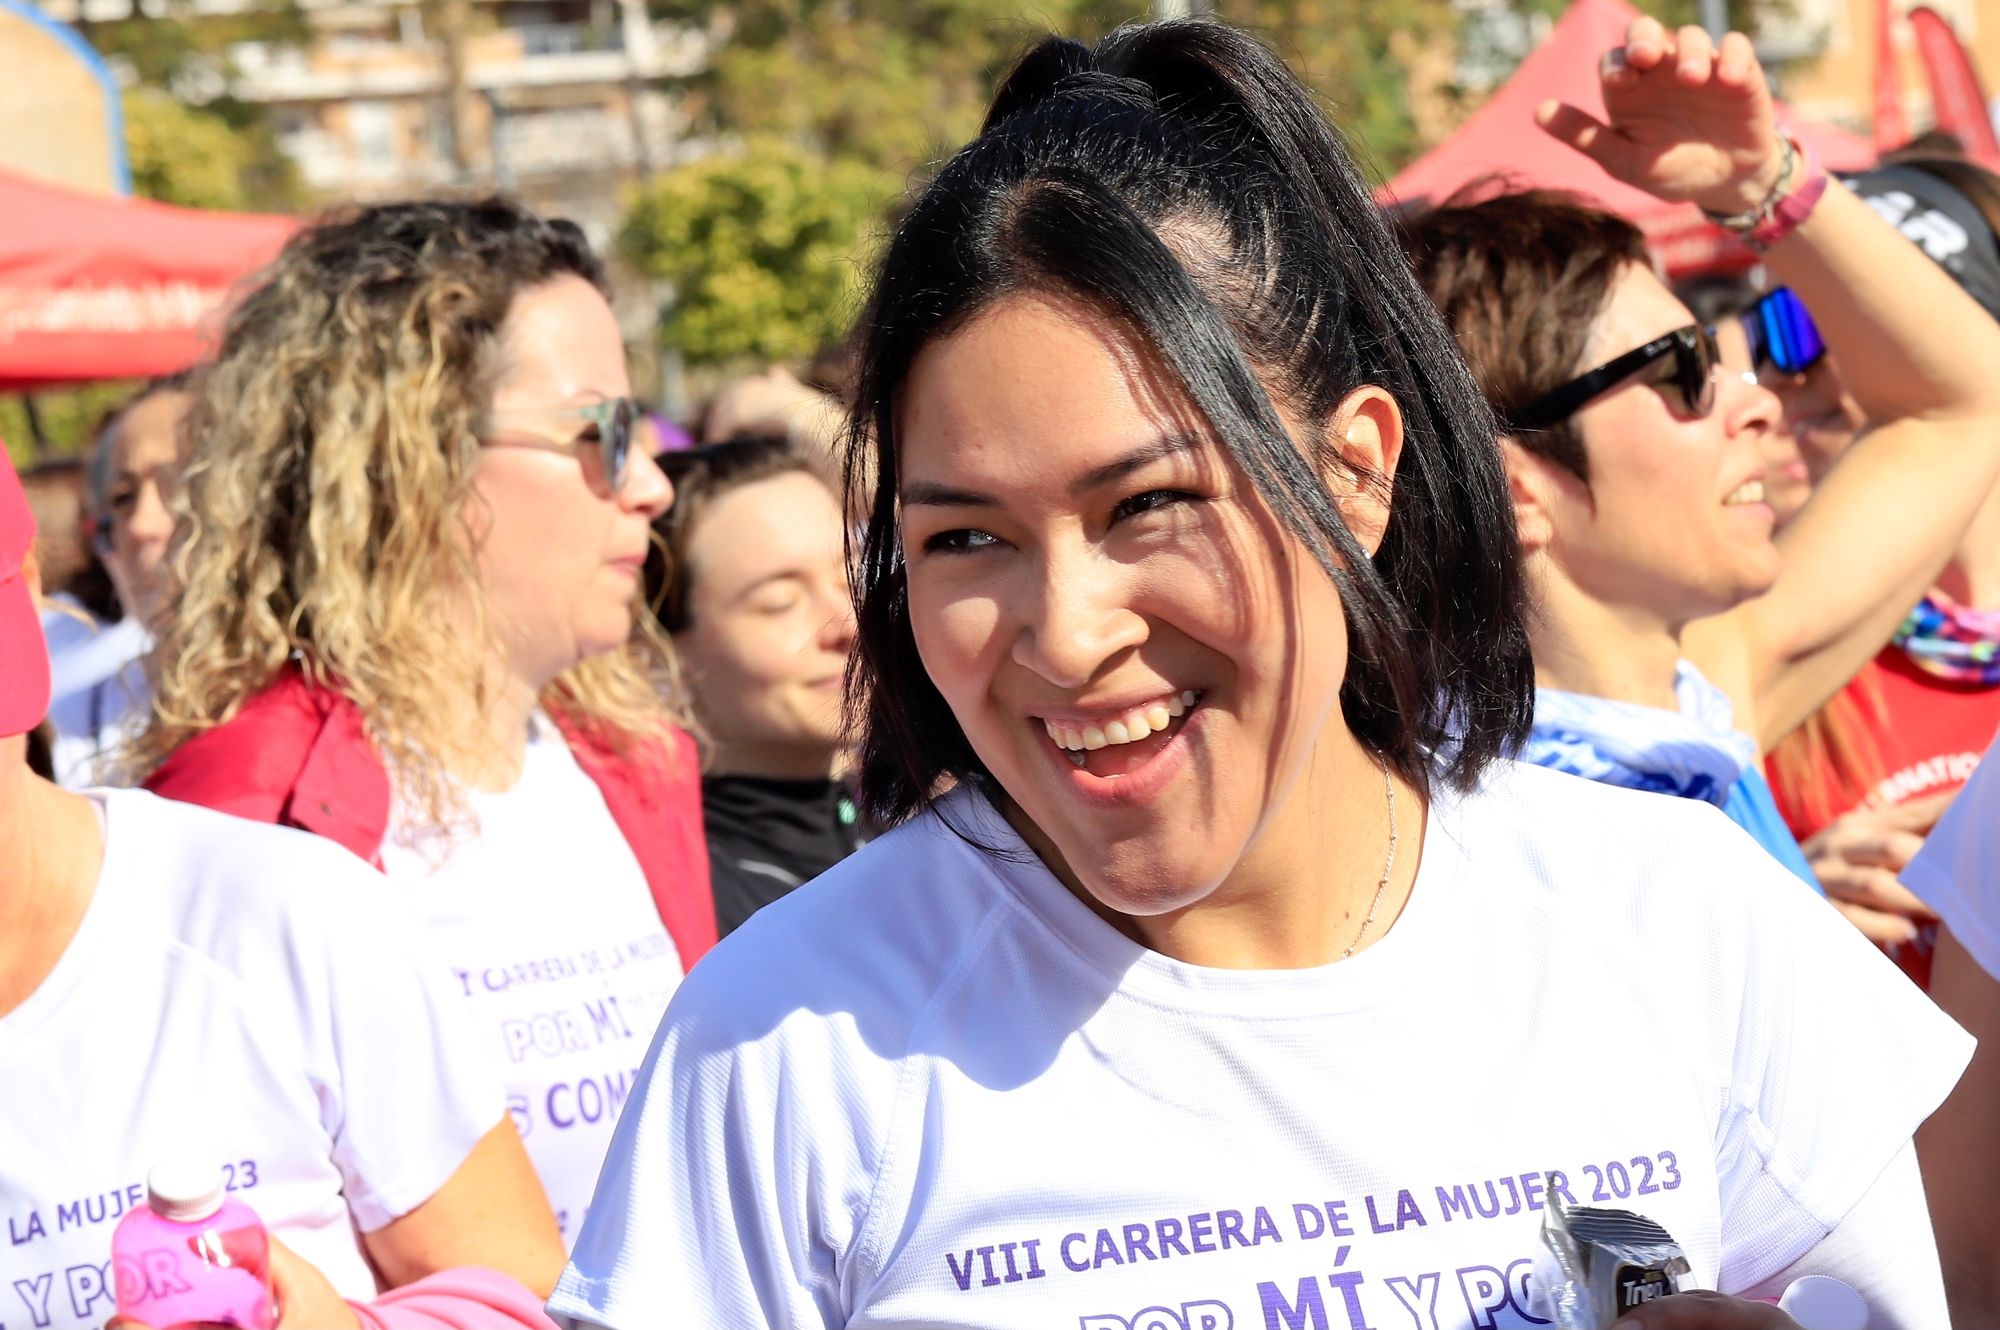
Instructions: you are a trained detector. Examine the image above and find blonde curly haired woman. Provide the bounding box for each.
[135,198,715,1241]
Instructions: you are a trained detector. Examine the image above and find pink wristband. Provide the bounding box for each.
[1747,137,1827,251]
[1701,136,1828,252]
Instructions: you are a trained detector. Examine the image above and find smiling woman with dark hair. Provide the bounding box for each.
[553,19,1970,1330]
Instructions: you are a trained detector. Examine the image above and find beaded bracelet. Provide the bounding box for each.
[1701,135,1828,251]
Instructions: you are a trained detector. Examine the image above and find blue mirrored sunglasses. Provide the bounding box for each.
[1744,287,1826,377]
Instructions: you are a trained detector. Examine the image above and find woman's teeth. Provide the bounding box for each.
[1724,479,1767,506]
[1043,691,1198,753]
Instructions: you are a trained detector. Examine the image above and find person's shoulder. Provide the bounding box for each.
[147,671,383,830]
[103,787,398,942]
[1468,756,1755,840]
[669,793,1024,1049]
[1452,758,1797,918]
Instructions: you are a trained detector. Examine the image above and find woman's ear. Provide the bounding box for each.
[1499,437,1558,554]
[1324,386,1404,556]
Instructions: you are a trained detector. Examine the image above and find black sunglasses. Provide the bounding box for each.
[1514,324,1719,432]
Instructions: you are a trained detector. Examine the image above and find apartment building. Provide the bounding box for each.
[37,0,710,239]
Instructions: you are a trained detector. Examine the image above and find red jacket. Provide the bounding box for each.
[146,668,718,968]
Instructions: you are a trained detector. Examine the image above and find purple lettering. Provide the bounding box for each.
[1294,1203,1326,1240]
[1022,1237,1048,1279]
[976,1245,1000,1289]
[944,1250,975,1292]
[1123,1224,1156,1263]
[1326,1201,1354,1237]
[1470,1182,1501,1220]
[1547,1171,1576,1209]
[1252,1207,1282,1245]
[1500,1177,1521,1217]
[1393,1190,1426,1230]
[1093,1230,1124,1268]
[1435,1185,1470,1222]
[1385,1273,1441,1327]
[1326,1270,1374,1330]
[1507,1259,1550,1326]
[1189,1212,1217,1254]
[1455,1265,1511,1330]
[12,1271,53,1325]
[1522,1173,1547,1213]
[1259,1278,1330,1330]
[1157,1217,1191,1257]
[1218,1210,1248,1250]
[1061,1233,1091,1273]
[999,1241,1023,1283]
[1184,1301,1234,1330]
[1365,1194,1396,1235]
[65,1263,112,1319]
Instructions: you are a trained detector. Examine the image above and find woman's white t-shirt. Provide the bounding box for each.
[378,718,684,1242]
[551,761,1970,1329]
[1901,727,2000,980]
[0,790,502,1330]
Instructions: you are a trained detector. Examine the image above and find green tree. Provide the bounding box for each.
[125,88,248,211]
[625,0,1132,367]
[621,137,885,366]
[1211,0,1460,174]
[84,1,309,212]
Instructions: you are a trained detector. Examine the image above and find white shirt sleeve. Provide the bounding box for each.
[548,941,901,1329]
[1901,731,2000,982]
[1740,1142,1949,1330]
[280,853,509,1231]
[1707,850,1974,1294]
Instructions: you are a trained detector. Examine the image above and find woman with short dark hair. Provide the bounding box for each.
[554,20,1969,1329]
[1400,23,2000,900]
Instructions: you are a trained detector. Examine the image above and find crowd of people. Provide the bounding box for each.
[5,12,2000,1330]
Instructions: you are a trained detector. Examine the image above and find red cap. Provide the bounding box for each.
[0,444,52,737]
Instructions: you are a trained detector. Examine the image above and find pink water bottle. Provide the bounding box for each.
[111,1160,275,1330]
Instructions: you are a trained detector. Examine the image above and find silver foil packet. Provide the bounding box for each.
[1534,1196,1694,1328]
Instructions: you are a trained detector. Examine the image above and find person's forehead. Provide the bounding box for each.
[899,294,1205,491]
[1582,263,1691,365]
[694,474,843,584]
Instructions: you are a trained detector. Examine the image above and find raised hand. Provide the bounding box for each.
[1534,16,1787,218]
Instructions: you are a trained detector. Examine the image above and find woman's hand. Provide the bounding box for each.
[1534,16,1786,217]
[1609,1291,1801,1328]
[269,1236,362,1330]
[1804,797,1946,945]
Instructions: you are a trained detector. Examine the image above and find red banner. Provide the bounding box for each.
[1875,0,1910,151]
[1908,6,2000,169]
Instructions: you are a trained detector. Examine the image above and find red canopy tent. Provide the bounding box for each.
[0,168,296,389]
[1381,0,1877,276]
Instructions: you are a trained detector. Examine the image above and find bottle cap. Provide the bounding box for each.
[145,1159,226,1224]
[1777,1275,1868,1330]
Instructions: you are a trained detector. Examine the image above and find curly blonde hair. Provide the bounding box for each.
[127,198,686,831]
